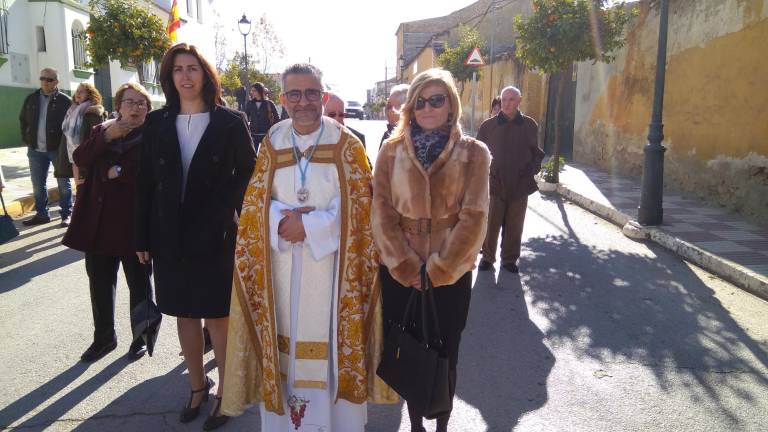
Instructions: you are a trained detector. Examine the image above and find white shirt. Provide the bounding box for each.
[176,112,210,199]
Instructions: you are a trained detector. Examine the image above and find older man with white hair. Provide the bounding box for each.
[324,92,366,147]
[379,83,409,149]
[477,85,544,274]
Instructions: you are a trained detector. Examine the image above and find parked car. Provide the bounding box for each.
[345,101,364,120]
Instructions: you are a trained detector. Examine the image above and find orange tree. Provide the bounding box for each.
[86,0,171,84]
[515,0,634,182]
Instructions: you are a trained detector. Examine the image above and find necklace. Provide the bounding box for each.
[290,121,324,203]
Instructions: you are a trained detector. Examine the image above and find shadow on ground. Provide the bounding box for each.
[0,220,81,294]
[454,270,555,431]
[520,229,768,426]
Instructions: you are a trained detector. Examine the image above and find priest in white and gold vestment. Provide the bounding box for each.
[221,63,395,431]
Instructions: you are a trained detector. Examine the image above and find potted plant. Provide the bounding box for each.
[538,156,565,192]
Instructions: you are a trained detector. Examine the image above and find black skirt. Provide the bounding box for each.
[153,251,234,319]
[379,266,472,370]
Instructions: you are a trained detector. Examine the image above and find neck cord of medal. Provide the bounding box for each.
[290,120,325,203]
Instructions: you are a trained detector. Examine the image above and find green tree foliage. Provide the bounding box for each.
[86,0,171,84]
[437,25,487,86]
[514,0,633,74]
[514,0,634,182]
[220,52,282,97]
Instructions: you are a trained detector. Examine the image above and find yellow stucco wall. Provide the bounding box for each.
[574,0,768,224]
[457,56,548,135]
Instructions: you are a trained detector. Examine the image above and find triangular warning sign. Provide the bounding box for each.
[464,47,485,66]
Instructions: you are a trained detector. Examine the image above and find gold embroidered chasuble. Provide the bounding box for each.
[221,123,397,416]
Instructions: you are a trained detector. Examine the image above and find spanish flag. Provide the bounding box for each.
[167,0,181,42]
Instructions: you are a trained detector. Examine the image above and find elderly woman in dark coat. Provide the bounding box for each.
[63,82,153,363]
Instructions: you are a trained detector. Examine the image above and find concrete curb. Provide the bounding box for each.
[1,187,60,218]
[538,179,768,301]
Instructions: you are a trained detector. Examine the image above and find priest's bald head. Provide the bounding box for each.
[280,63,329,134]
[324,93,346,125]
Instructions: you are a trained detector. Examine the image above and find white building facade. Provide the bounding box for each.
[0,0,217,147]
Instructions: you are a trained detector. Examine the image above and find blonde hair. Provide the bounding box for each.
[76,82,103,106]
[389,68,462,143]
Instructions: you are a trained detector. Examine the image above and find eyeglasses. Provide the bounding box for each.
[325,111,345,119]
[283,88,323,103]
[121,99,148,109]
[39,77,56,83]
[414,94,447,110]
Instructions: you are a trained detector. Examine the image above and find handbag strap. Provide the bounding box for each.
[0,191,9,216]
[421,267,444,348]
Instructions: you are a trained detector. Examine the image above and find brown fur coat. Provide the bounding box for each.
[372,126,491,287]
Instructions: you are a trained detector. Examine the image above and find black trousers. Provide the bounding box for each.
[84,253,153,344]
[380,265,472,417]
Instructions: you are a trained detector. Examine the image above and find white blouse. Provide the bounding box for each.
[176,112,210,199]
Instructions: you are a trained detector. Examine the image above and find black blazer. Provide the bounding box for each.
[135,105,256,257]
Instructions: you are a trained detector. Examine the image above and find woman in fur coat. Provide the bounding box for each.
[372,68,491,432]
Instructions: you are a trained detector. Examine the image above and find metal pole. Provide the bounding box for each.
[384,60,388,100]
[471,70,477,135]
[242,34,249,88]
[638,0,670,225]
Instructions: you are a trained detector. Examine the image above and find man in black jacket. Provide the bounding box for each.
[18,68,73,226]
[323,93,366,148]
[379,84,409,149]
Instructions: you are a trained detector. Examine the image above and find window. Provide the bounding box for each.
[196,0,203,23]
[36,26,46,52]
[71,21,88,69]
[186,0,195,19]
[140,58,161,86]
[0,3,8,55]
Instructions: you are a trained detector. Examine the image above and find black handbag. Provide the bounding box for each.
[0,192,19,245]
[130,264,161,356]
[376,267,452,419]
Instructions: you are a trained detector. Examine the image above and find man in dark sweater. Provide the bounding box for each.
[477,86,545,273]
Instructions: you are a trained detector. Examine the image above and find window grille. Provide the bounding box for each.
[140,58,161,85]
[0,2,9,55]
[71,25,88,69]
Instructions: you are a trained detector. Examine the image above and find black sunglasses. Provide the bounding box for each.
[325,111,345,119]
[414,94,447,110]
[283,88,323,103]
[39,77,56,83]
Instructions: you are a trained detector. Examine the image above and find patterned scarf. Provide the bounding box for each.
[410,122,451,169]
[61,100,93,148]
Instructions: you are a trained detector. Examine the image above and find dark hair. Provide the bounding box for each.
[281,63,324,89]
[159,43,222,109]
[491,95,501,110]
[251,82,265,98]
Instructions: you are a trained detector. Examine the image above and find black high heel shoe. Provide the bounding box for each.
[202,395,229,431]
[179,376,213,423]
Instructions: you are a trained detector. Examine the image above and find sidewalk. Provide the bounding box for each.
[540,161,768,300]
[0,147,62,218]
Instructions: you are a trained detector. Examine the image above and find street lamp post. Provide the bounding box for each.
[398,54,405,83]
[638,0,670,226]
[238,13,252,89]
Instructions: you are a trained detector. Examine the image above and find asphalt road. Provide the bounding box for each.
[1,119,767,431]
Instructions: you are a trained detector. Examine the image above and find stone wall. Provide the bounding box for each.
[574,0,768,225]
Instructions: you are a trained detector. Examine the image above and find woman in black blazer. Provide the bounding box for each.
[135,43,255,430]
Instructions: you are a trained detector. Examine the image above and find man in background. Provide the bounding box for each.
[18,68,72,227]
[379,84,409,149]
[324,92,366,148]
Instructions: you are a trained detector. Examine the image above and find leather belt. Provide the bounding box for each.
[399,214,459,235]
